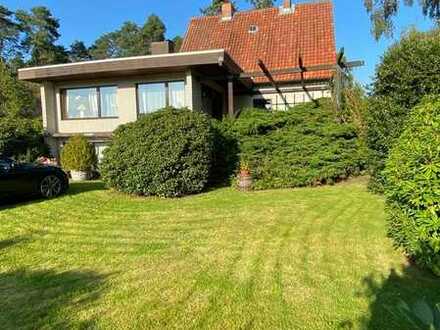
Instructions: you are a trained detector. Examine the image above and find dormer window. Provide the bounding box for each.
[249,25,259,34]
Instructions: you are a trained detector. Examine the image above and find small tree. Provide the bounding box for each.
[60,135,97,172]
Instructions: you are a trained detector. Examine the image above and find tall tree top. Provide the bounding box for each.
[68,40,91,62]
[248,0,275,9]
[200,0,238,16]
[15,6,67,65]
[142,14,166,43]
[16,6,61,45]
[365,0,440,40]
[0,5,20,61]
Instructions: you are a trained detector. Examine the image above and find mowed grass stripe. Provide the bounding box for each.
[1,178,439,329]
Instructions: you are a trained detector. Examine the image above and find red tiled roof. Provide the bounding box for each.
[181,1,336,84]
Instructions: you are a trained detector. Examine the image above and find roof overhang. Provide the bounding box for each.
[18,49,242,83]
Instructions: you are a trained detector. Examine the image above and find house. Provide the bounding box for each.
[18,0,354,160]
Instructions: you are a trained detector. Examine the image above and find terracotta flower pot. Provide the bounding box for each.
[240,170,250,177]
[238,173,252,191]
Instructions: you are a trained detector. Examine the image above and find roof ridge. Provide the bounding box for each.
[189,0,333,21]
[181,0,336,83]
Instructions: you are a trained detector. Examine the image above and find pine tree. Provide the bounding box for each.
[0,5,20,61]
[90,15,166,59]
[116,21,144,57]
[15,6,68,65]
[68,40,91,62]
[172,36,183,52]
[142,15,166,44]
[200,0,237,16]
[89,32,119,59]
[247,0,274,9]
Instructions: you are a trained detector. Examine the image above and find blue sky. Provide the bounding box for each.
[4,0,435,85]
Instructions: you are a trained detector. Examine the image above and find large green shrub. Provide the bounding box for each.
[384,97,440,276]
[366,97,407,192]
[373,29,440,109]
[210,119,239,185]
[0,117,47,161]
[0,60,46,161]
[219,100,367,190]
[61,135,97,172]
[367,28,440,191]
[101,108,214,197]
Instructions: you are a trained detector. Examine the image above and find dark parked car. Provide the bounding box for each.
[0,158,69,200]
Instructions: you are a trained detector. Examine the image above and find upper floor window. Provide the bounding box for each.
[137,81,185,114]
[61,86,118,119]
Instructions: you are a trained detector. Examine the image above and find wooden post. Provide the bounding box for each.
[334,64,344,113]
[298,55,319,107]
[228,78,234,117]
[257,59,288,107]
[334,47,345,113]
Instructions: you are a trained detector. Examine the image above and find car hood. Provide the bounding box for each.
[18,163,63,173]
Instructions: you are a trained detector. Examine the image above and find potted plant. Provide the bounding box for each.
[60,135,97,181]
[237,160,252,191]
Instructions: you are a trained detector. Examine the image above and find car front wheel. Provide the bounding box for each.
[40,175,63,198]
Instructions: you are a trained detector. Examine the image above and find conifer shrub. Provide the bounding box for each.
[219,100,367,189]
[60,135,97,172]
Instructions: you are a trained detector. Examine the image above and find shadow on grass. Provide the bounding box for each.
[0,234,32,251]
[0,181,106,210]
[341,264,440,329]
[67,181,106,196]
[0,269,108,328]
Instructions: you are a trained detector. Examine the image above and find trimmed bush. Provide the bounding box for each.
[101,108,214,197]
[219,100,367,189]
[61,135,97,172]
[384,97,440,276]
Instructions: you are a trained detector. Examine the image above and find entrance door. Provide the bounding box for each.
[201,85,224,120]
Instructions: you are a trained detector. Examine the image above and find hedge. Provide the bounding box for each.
[384,97,440,276]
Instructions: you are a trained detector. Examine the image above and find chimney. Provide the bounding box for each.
[280,0,295,15]
[151,40,175,55]
[221,0,235,21]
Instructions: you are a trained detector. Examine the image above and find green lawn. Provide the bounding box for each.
[0,178,438,329]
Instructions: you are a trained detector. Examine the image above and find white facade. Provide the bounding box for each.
[39,69,331,158]
[238,83,331,111]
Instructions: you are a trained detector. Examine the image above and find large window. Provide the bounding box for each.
[137,81,185,114]
[62,86,118,119]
